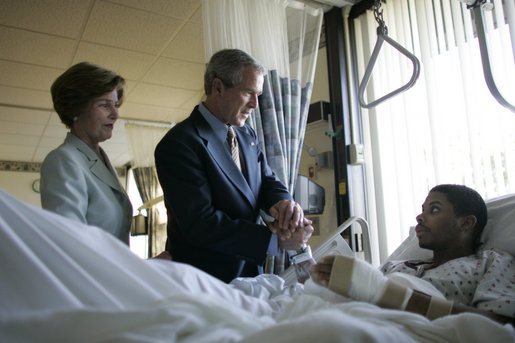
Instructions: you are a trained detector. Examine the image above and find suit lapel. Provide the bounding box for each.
[193,111,256,207]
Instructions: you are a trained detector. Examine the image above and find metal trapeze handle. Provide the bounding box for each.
[358,27,421,109]
[471,3,515,113]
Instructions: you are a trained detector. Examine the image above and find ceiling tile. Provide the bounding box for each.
[122,103,191,124]
[0,121,45,136]
[48,113,62,125]
[0,0,93,38]
[162,22,204,63]
[155,107,192,123]
[0,86,53,109]
[38,136,65,149]
[143,57,204,90]
[0,27,76,68]
[0,106,51,125]
[0,144,37,162]
[33,146,55,162]
[0,133,40,146]
[42,125,67,139]
[82,1,182,54]
[73,42,156,80]
[189,6,202,23]
[129,83,198,108]
[108,0,201,20]
[0,61,61,91]
[180,91,205,110]
[0,0,210,165]
[123,80,137,98]
[120,102,177,122]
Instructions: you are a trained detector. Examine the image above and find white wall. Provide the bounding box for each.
[0,169,128,209]
[0,170,41,207]
[310,47,331,104]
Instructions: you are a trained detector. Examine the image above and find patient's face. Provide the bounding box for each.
[415,191,461,251]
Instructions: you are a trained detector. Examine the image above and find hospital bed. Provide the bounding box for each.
[0,189,513,342]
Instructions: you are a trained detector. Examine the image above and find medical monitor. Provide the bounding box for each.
[294,174,325,215]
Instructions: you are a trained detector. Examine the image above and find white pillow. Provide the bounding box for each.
[383,226,431,263]
[385,193,515,262]
[480,193,515,255]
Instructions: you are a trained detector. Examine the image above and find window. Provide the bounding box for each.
[127,168,148,259]
[348,0,515,262]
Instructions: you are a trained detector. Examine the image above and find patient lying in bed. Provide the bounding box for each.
[0,188,513,342]
[310,184,514,324]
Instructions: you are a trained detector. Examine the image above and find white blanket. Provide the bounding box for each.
[0,190,513,343]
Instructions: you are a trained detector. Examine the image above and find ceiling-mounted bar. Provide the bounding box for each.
[467,0,515,113]
[358,0,421,108]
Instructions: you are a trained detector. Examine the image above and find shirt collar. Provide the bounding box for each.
[199,102,230,143]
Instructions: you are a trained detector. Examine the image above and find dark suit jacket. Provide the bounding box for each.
[155,106,291,282]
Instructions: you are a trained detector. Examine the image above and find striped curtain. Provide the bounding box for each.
[349,0,515,263]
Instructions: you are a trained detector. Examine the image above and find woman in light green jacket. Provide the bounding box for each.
[41,62,132,244]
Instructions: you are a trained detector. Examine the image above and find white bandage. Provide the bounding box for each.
[375,280,413,310]
[327,256,413,309]
[328,256,387,303]
[426,296,453,319]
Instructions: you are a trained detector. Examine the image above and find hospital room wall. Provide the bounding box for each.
[0,170,41,207]
[299,46,338,249]
[0,168,127,209]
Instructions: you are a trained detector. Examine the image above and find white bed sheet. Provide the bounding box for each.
[0,190,513,343]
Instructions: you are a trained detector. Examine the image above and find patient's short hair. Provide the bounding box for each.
[204,49,266,95]
[430,184,487,251]
[51,62,125,128]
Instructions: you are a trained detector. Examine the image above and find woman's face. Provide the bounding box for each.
[415,191,461,251]
[72,89,119,149]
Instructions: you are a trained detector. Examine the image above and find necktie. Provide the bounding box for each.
[227,126,241,171]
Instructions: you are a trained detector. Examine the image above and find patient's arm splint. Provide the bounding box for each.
[327,255,453,319]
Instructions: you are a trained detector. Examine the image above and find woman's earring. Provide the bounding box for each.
[73,116,78,122]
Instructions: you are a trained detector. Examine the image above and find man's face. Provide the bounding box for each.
[218,66,264,127]
[415,191,461,251]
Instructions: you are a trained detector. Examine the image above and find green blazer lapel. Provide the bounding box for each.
[66,133,124,194]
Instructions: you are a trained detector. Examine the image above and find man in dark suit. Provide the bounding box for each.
[155,49,313,283]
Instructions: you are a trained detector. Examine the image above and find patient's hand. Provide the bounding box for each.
[309,255,336,287]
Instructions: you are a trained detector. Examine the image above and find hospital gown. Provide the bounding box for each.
[380,249,515,318]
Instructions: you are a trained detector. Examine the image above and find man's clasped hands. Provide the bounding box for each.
[268,199,314,250]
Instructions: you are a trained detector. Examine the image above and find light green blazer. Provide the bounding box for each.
[41,133,132,244]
